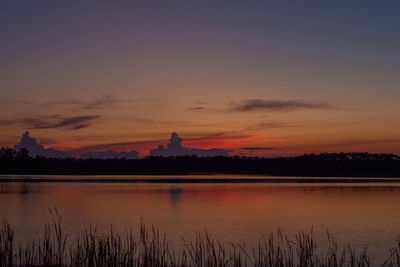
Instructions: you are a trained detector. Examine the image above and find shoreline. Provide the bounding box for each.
[2,175,400,183]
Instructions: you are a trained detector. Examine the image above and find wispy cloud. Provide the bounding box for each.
[43,94,141,112]
[43,94,118,110]
[230,99,333,112]
[70,124,90,130]
[187,107,205,110]
[0,94,135,117]
[0,115,100,130]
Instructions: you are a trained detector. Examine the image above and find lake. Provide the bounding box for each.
[1,175,400,264]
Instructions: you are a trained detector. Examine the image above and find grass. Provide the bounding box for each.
[1,210,400,266]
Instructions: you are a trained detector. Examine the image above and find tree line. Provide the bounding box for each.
[1,146,400,177]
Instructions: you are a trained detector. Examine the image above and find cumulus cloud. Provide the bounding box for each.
[150,132,229,157]
[230,99,333,112]
[14,131,70,158]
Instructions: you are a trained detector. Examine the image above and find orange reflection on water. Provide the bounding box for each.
[1,179,400,261]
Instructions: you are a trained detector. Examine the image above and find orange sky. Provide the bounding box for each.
[1,1,400,157]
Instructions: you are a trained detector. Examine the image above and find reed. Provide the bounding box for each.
[0,212,399,266]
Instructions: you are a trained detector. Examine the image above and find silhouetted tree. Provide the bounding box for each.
[15,148,31,160]
[1,151,399,176]
[0,146,16,160]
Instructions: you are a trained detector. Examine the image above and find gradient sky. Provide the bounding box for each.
[1,1,400,157]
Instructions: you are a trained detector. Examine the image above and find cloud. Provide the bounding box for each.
[150,132,229,157]
[43,94,113,109]
[70,130,262,157]
[0,115,100,130]
[70,139,166,157]
[14,131,69,158]
[182,131,253,148]
[230,99,333,112]
[188,107,205,110]
[24,115,100,130]
[43,94,134,110]
[71,124,90,130]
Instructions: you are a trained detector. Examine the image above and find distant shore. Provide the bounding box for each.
[1,175,400,183]
[2,151,400,177]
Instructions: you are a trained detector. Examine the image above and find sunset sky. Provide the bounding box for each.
[1,1,400,157]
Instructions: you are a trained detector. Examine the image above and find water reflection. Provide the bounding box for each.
[0,183,37,194]
[1,178,400,263]
[168,187,182,207]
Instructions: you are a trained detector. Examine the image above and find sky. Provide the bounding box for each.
[1,1,400,157]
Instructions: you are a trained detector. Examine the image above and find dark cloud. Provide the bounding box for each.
[182,131,253,145]
[71,124,90,130]
[70,139,164,156]
[150,132,229,157]
[230,99,333,112]
[14,131,69,158]
[188,107,205,110]
[0,115,100,130]
[70,131,241,157]
[24,115,100,130]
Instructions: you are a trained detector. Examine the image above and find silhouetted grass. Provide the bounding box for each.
[1,211,400,266]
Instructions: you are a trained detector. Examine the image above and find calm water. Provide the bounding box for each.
[1,175,400,262]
